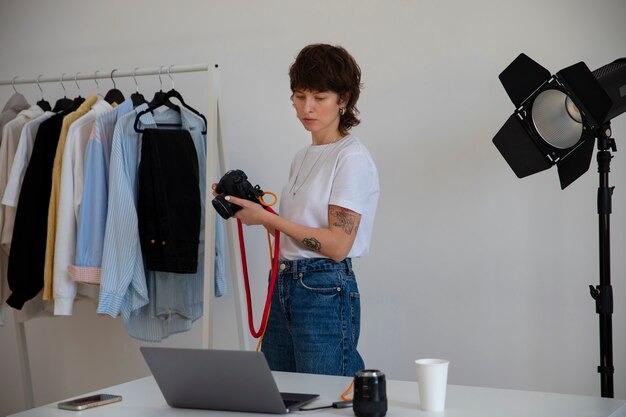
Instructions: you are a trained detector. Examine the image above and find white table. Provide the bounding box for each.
[9,371,626,417]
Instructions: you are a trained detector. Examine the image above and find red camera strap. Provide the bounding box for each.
[236,206,280,339]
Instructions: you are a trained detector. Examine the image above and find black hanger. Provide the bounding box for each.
[52,97,73,112]
[134,89,207,134]
[52,73,74,112]
[35,75,51,111]
[104,69,125,105]
[148,90,178,110]
[37,99,51,112]
[131,92,146,107]
[104,88,125,105]
[54,95,83,114]
[148,66,179,111]
[129,68,147,107]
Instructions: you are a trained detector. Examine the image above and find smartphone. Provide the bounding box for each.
[57,394,122,411]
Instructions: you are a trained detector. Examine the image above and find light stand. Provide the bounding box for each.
[492,54,626,398]
[591,125,616,397]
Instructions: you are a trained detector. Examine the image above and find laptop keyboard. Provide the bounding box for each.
[281,392,318,410]
[283,398,303,408]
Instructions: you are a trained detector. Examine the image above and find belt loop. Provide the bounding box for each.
[344,258,352,273]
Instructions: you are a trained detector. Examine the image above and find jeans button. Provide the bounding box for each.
[280,263,287,271]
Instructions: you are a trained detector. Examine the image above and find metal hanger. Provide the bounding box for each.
[167,65,175,90]
[133,67,139,93]
[94,70,103,98]
[36,74,51,111]
[130,67,146,106]
[104,68,125,105]
[60,73,67,94]
[74,72,83,99]
[52,73,74,112]
[71,72,85,105]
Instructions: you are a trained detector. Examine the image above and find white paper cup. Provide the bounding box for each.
[415,358,449,412]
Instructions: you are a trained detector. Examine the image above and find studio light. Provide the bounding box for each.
[493,54,626,188]
[492,53,626,398]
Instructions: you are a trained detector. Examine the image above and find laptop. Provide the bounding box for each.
[140,347,319,414]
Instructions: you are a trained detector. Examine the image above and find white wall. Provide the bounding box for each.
[1,0,626,415]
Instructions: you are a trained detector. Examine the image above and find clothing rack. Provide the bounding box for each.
[0,64,212,86]
[0,63,249,409]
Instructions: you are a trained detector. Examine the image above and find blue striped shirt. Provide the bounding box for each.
[98,103,225,341]
[73,99,226,298]
[70,99,133,283]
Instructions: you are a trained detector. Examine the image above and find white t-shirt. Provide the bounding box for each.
[279,135,379,260]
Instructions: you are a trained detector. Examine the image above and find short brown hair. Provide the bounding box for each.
[289,44,362,134]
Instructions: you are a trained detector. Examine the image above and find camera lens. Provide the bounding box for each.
[353,369,387,417]
[212,194,238,219]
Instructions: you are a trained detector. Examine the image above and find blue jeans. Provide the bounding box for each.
[261,258,365,376]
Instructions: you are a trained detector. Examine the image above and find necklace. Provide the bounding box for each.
[289,137,342,197]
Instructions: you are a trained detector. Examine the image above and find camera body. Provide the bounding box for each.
[212,169,264,219]
[353,369,387,417]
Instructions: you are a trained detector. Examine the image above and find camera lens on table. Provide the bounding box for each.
[353,369,387,417]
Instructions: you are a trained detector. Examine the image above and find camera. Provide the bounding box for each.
[212,169,264,219]
[353,369,387,417]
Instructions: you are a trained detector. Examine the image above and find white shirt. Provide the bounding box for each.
[0,106,53,326]
[2,110,55,209]
[0,105,45,254]
[53,99,112,315]
[279,135,379,260]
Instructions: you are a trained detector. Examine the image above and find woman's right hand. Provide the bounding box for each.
[223,195,271,226]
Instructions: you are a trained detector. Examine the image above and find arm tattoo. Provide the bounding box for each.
[332,207,357,235]
[302,237,322,252]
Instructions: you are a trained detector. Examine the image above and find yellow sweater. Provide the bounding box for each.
[43,95,98,301]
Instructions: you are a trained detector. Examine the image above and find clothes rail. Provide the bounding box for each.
[0,64,215,86]
[1,61,249,411]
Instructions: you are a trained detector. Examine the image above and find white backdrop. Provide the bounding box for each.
[1,0,626,415]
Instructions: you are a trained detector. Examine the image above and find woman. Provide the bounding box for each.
[217,44,379,376]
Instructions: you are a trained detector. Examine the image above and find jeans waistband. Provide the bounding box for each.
[278,258,352,274]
